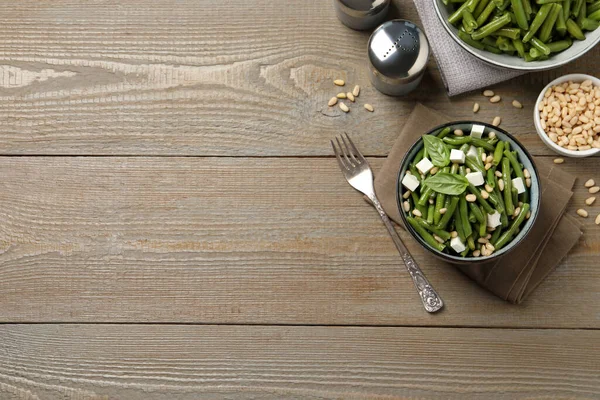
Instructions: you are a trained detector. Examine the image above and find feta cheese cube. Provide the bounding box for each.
[512,177,526,194]
[450,149,465,164]
[466,145,478,160]
[450,237,466,253]
[487,211,502,229]
[470,124,485,139]
[402,173,420,192]
[415,157,434,175]
[466,171,485,186]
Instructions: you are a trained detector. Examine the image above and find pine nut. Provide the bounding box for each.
[523,168,530,178]
[526,211,531,219]
[485,184,493,193]
[352,85,360,97]
[513,207,521,217]
[498,179,505,191]
[590,186,600,194]
[553,158,565,164]
[485,162,493,170]
[364,104,374,112]
[489,132,496,139]
[328,97,338,107]
[585,197,596,206]
[466,168,471,173]
[434,234,445,244]
[481,152,487,162]
[486,155,494,164]
[334,79,345,86]
[346,92,355,102]
[478,238,489,244]
[451,231,458,238]
[339,102,349,113]
[526,178,531,188]
[518,201,523,207]
[403,191,411,199]
[492,116,501,126]
[584,179,595,188]
[412,209,422,217]
[495,170,502,178]
[512,100,523,109]
[596,214,600,225]
[486,234,492,239]
[473,102,480,113]
[403,201,410,212]
[430,167,439,175]
[481,190,489,199]
[439,208,448,215]
[466,194,477,202]
[486,243,495,251]
[337,92,347,99]
[473,250,481,257]
[483,90,494,97]
[490,95,501,103]
[577,209,588,218]
[429,198,434,205]
[454,129,464,136]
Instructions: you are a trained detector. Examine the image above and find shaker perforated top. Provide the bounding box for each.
[368,20,429,80]
[338,0,389,12]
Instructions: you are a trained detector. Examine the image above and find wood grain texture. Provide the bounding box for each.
[0,0,596,156]
[0,156,597,326]
[0,324,598,400]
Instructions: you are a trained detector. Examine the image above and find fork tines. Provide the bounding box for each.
[331,133,364,170]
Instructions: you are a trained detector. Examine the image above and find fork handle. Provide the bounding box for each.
[369,195,444,313]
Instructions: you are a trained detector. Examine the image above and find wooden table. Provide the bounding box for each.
[0,1,598,398]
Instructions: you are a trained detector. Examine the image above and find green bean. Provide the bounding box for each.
[499,0,512,10]
[547,37,573,50]
[502,157,515,216]
[512,187,519,206]
[407,216,446,252]
[490,224,503,244]
[572,0,584,16]
[469,202,486,224]
[434,193,446,225]
[530,36,552,53]
[487,190,505,213]
[474,0,492,17]
[454,206,466,241]
[459,143,471,153]
[492,141,505,165]
[436,196,460,230]
[477,1,498,24]
[463,10,479,32]
[471,137,496,151]
[588,9,600,20]
[536,0,563,3]
[566,17,587,37]
[409,164,422,182]
[539,3,563,41]
[581,17,600,29]
[467,235,476,250]
[494,204,530,249]
[444,136,473,146]
[417,219,452,241]
[556,8,568,34]
[412,192,428,216]
[451,163,460,174]
[512,0,531,28]
[523,0,534,17]
[523,3,553,41]
[472,12,512,39]
[468,211,477,223]
[589,0,600,14]
[479,218,488,237]
[475,146,486,168]
[459,165,467,176]
[437,126,452,138]
[487,167,497,188]
[563,0,572,19]
[465,157,486,176]
[496,27,523,38]
[503,149,524,178]
[529,46,544,57]
[512,38,527,56]
[449,0,481,23]
[482,36,500,46]
[427,204,435,224]
[576,0,586,25]
[414,148,424,164]
[467,184,495,213]
[459,196,473,239]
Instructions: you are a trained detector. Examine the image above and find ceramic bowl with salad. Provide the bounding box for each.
[396,122,541,264]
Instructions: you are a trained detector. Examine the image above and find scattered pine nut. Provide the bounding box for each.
[513,207,521,218]
[481,152,487,162]
[483,90,494,97]
[334,79,345,86]
[403,191,411,199]
[526,178,531,188]
[466,194,477,202]
[473,250,481,257]
[518,201,523,207]
[590,186,600,194]
[339,102,349,113]
[492,116,501,126]
[430,167,439,175]
[481,190,490,199]
[412,209,422,217]
[485,184,493,193]
[337,92,347,99]
[485,162,493,170]
[403,201,410,212]
[328,97,338,107]
[477,238,489,244]
[553,158,565,164]
[428,198,434,205]
[498,179,505,191]
[433,234,445,244]
[352,85,360,97]
[346,92,355,102]
[473,102,480,113]
[486,233,492,240]
[486,243,495,251]
[489,132,496,139]
[523,168,530,178]
[454,129,464,136]
[439,208,448,215]
[577,209,589,218]
[466,168,471,173]
[495,170,502,178]
[364,104,374,112]
[585,179,595,188]
[486,155,494,164]
[451,231,458,238]
[585,197,596,206]
[526,211,531,219]
[490,95,501,103]
[596,214,600,225]
[512,100,523,109]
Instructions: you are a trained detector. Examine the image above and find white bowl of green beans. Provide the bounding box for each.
[396,122,541,263]
[434,0,600,71]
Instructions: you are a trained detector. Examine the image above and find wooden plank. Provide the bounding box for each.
[0,0,596,156]
[0,156,598,327]
[0,324,598,399]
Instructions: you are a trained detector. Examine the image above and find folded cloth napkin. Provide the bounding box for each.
[412,0,524,96]
[371,103,582,303]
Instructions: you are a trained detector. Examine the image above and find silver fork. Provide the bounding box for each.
[331,133,444,313]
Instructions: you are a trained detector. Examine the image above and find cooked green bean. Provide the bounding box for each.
[449,0,481,23]
[566,17,587,37]
[523,0,534,16]
[471,137,496,151]
[474,0,492,17]
[454,206,466,241]
[556,8,568,34]
[496,27,523,37]
[536,0,563,3]
[512,0,531,28]
[417,219,452,241]
[512,38,527,56]
[463,10,479,32]
[490,225,503,244]
[589,0,600,15]
[503,149,524,179]
[477,1,498,24]
[576,0,586,25]
[494,204,530,249]
[472,12,512,39]
[469,202,486,224]
[436,196,460,230]
[523,3,554,41]
[581,18,600,30]
[572,0,584,16]
[588,9,600,20]
[502,157,515,216]
[547,37,572,50]
[412,192,428,216]
[407,216,446,252]
[539,3,563,41]
[493,141,505,165]
[443,136,472,145]
[467,184,495,213]
[530,36,552,53]
[434,193,446,225]
[427,204,435,224]
[436,127,452,138]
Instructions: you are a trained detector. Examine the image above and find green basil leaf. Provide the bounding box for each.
[423,173,469,195]
[422,135,450,167]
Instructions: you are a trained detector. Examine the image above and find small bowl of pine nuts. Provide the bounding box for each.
[534,74,600,158]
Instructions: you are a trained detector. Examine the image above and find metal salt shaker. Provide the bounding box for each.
[367,20,430,96]
[333,0,391,31]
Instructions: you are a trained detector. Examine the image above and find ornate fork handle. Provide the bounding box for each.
[370,195,444,313]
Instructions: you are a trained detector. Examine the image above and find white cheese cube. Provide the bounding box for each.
[487,211,502,229]
[466,171,485,186]
[450,237,466,253]
[450,149,465,164]
[512,177,526,194]
[466,145,478,160]
[415,157,434,175]
[402,173,420,192]
[471,124,485,139]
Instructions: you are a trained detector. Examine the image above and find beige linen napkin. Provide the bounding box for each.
[372,103,582,303]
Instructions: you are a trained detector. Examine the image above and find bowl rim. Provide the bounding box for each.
[395,121,541,263]
[533,73,600,158]
[433,0,600,72]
